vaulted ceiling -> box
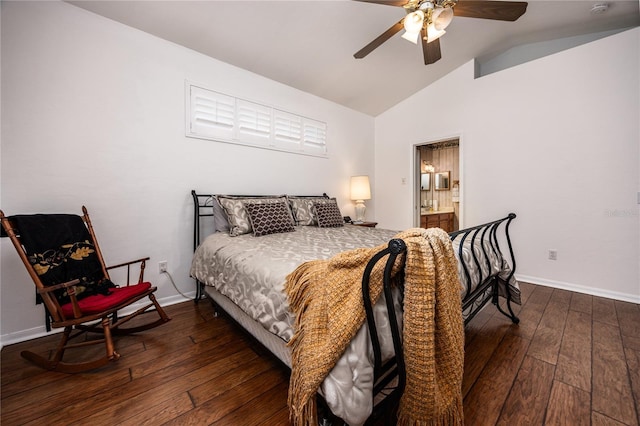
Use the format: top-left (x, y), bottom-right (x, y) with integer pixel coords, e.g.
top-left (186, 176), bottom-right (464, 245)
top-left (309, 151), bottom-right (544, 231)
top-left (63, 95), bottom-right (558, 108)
top-left (69, 1), bottom-right (639, 116)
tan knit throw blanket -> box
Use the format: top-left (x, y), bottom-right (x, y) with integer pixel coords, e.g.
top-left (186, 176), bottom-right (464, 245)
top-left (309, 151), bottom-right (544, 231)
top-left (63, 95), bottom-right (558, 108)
top-left (285, 227), bottom-right (465, 426)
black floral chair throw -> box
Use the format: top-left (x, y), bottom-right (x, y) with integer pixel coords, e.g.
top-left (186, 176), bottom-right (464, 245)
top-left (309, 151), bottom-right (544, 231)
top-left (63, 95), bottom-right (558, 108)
top-left (0, 206), bottom-right (171, 373)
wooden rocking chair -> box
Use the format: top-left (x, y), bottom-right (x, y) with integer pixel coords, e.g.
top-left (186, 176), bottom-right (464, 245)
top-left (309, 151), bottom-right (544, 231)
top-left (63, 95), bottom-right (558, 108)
top-left (0, 206), bottom-right (171, 373)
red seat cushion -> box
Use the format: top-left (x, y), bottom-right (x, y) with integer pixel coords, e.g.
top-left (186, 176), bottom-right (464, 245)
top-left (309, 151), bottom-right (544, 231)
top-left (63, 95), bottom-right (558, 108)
top-left (60, 282), bottom-right (152, 317)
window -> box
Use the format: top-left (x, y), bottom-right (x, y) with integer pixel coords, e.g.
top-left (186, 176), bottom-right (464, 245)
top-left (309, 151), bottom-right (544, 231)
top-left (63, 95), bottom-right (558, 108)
top-left (186, 83), bottom-right (327, 157)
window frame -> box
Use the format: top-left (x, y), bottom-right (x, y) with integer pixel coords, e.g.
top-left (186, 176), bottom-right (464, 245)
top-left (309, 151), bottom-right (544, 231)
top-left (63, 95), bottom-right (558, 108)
top-left (186, 82), bottom-right (328, 158)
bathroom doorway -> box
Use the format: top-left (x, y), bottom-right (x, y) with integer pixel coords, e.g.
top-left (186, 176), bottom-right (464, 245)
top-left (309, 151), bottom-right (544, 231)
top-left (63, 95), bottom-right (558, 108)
top-left (414, 139), bottom-right (461, 232)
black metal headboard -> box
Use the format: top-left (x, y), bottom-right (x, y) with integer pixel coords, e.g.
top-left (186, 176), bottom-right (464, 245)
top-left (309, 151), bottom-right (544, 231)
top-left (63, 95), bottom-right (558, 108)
top-left (191, 191), bottom-right (216, 252)
top-left (191, 190), bottom-right (329, 251)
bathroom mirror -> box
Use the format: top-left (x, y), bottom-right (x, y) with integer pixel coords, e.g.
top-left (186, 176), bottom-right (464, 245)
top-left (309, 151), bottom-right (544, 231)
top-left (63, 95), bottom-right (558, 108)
top-left (420, 173), bottom-right (430, 191)
top-left (435, 171), bottom-right (450, 191)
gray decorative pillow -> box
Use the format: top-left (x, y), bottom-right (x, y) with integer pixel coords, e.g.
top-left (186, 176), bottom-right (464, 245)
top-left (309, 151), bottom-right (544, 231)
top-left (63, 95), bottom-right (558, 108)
top-left (289, 196), bottom-right (331, 226)
top-left (217, 195), bottom-right (290, 236)
top-left (212, 197), bottom-right (230, 232)
top-left (244, 202), bottom-right (295, 237)
top-left (313, 200), bottom-right (344, 228)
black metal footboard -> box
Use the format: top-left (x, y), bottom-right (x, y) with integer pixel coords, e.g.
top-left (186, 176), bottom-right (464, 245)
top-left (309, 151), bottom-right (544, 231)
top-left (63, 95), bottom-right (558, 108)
top-left (361, 239), bottom-right (408, 423)
top-left (360, 214), bottom-right (519, 423)
top-left (450, 213), bottom-right (519, 325)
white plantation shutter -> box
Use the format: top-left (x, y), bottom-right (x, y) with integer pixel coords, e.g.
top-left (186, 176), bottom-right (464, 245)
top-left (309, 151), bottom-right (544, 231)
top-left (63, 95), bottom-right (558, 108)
top-left (303, 119), bottom-right (327, 155)
top-left (273, 109), bottom-right (303, 150)
top-left (188, 86), bottom-right (235, 140)
top-left (187, 83), bottom-right (327, 157)
top-left (237, 100), bottom-right (271, 145)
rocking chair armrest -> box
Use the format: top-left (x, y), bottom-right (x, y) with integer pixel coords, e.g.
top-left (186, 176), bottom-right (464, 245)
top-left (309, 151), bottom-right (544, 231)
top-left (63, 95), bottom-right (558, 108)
top-left (106, 257), bottom-right (150, 271)
top-left (38, 279), bottom-right (84, 318)
top-left (37, 278), bottom-right (83, 294)
top-left (106, 257), bottom-right (150, 285)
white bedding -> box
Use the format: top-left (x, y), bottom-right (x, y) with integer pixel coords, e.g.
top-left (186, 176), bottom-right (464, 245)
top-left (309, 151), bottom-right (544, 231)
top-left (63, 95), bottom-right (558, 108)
top-left (190, 224), bottom-right (519, 425)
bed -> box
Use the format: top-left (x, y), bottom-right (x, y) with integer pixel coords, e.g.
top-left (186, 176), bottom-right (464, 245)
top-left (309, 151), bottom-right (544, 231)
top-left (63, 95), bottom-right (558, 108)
top-left (189, 190), bottom-right (520, 425)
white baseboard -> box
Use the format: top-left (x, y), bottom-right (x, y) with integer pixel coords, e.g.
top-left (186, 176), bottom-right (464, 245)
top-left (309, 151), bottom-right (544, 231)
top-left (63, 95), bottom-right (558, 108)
top-left (516, 274), bottom-right (640, 304)
top-left (0, 291), bottom-right (196, 349)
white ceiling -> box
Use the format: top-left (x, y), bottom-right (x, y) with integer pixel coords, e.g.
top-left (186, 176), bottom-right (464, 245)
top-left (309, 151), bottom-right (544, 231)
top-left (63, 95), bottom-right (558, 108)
top-left (68, 0), bottom-right (639, 116)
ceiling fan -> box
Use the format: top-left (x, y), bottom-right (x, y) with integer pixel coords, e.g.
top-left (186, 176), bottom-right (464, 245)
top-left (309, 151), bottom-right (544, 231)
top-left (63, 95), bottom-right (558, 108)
top-left (353, 0), bottom-right (528, 65)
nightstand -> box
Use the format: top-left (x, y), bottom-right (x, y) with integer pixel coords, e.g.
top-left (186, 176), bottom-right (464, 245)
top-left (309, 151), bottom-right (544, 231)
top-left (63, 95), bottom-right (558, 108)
top-left (352, 221), bottom-right (378, 228)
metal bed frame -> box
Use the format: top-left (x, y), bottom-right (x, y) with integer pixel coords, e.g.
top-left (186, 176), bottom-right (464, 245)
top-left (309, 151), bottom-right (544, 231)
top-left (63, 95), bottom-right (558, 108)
top-left (190, 190), bottom-right (519, 424)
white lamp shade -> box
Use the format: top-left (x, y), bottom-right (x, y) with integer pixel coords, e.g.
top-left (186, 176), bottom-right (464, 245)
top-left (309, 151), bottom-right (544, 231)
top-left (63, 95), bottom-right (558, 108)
top-left (426, 24), bottom-right (446, 42)
top-left (350, 176), bottom-right (371, 201)
top-left (425, 7), bottom-right (452, 43)
top-left (401, 30), bottom-right (421, 44)
top-left (432, 7), bottom-right (453, 31)
top-left (403, 10), bottom-right (425, 33)
top-left (401, 10), bottom-right (424, 44)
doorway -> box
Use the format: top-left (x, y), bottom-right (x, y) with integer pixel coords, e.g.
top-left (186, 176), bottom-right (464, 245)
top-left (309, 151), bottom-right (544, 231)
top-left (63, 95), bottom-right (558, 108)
top-left (414, 139), bottom-right (461, 232)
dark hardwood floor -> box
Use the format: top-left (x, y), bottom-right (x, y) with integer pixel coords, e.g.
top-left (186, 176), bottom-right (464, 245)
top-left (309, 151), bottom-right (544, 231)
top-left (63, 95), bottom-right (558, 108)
top-left (2, 282), bottom-right (639, 425)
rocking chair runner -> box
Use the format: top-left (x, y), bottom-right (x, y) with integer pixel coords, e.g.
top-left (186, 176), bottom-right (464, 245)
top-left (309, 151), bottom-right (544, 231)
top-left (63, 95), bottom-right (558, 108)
top-left (0, 206), bottom-right (171, 373)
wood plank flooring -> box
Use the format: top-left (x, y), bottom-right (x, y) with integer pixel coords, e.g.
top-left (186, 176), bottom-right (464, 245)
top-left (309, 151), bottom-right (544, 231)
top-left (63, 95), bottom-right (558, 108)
top-left (2, 282), bottom-right (639, 425)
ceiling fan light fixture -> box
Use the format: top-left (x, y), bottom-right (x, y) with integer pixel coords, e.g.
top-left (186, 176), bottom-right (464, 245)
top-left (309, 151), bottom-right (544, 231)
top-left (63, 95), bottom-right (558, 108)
top-left (432, 7), bottom-right (454, 31)
top-left (403, 10), bottom-right (425, 33)
top-left (426, 24), bottom-right (446, 43)
top-left (401, 30), bottom-right (421, 44)
top-left (402, 10), bottom-right (425, 44)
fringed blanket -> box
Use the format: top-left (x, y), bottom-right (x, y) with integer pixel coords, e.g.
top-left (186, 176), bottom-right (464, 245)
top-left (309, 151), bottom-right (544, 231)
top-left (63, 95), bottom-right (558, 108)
top-left (285, 227), bottom-right (465, 426)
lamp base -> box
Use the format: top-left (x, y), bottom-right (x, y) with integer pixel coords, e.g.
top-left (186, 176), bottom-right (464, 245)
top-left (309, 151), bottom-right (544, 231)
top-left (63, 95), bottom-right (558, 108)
top-left (354, 200), bottom-right (366, 223)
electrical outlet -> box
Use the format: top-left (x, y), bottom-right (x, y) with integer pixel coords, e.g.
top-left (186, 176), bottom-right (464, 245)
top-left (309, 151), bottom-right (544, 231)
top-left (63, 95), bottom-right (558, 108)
top-left (548, 250), bottom-right (557, 261)
top-left (158, 261), bottom-right (168, 273)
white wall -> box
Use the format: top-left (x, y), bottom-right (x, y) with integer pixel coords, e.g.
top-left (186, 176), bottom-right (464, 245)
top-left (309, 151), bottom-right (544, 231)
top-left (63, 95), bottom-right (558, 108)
top-left (0, 1), bottom-right (375, 345)
top-left (375, 28), bottom-right (640, 303)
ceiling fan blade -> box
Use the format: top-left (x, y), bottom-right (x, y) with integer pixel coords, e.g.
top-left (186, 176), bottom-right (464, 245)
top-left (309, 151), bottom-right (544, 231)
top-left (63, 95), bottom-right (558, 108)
top-left (351, 0), bottom-right (408, 6)
top-left (421, 28), bottom-right (442, 65)
top-left (453, 1), bottom-right (527, 21)
top-left (354, 19), bottom-right (405, 59)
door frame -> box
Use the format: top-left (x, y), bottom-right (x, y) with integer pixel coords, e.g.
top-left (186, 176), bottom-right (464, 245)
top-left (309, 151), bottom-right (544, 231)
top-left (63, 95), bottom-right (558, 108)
top-left (413, 134), bottom-right (463, 229)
